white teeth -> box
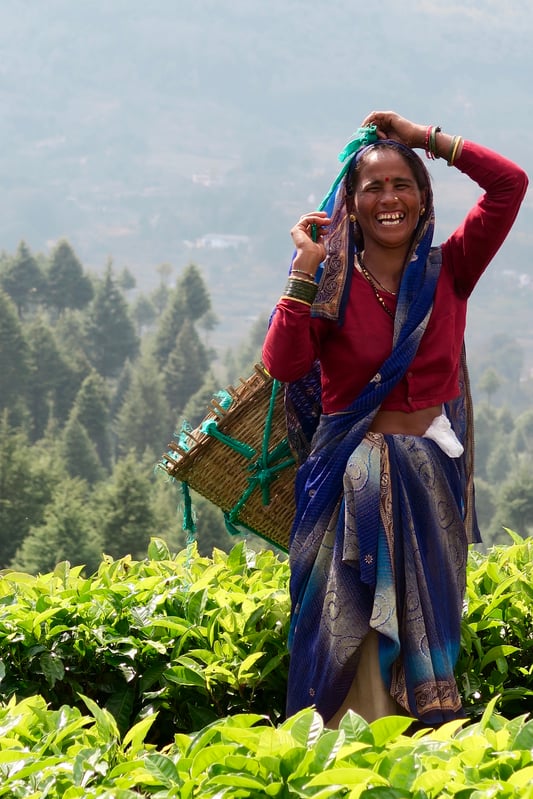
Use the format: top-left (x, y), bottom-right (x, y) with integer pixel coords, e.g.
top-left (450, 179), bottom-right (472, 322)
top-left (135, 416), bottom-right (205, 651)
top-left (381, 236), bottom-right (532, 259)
top-left (376, 212), bottom-right (404, 225)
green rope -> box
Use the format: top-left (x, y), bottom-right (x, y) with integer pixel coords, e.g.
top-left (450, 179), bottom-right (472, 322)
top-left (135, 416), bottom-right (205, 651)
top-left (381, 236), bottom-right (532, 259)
top-left (311, 124), bottom-right (378, 241)
top-left (197, 378), bottom-right (295, 525)
top-left (181, 481), bottom-right (196, 545)
top-left (200, 419), bottom-right (256, 459)
top-left (318, 124), bottom-right (378, 211)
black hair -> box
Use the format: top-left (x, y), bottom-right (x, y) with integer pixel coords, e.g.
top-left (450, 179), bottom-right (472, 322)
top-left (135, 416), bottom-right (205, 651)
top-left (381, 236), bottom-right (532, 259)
top-left (345, 140), bottom-right (432, 251)
top-left (345, 139), bottom-right (431, 197)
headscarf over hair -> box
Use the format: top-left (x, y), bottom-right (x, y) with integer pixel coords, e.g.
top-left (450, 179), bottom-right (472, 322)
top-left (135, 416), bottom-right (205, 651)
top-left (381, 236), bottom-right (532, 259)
top-left (312, 139), bottom-right (435, 328)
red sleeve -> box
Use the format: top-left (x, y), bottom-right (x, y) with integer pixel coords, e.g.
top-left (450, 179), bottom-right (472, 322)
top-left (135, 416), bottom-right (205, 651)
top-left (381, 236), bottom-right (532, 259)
top-left (443, 140), bottom-right (529, 298)
top-left (262, 298), bottom-right (324, 382)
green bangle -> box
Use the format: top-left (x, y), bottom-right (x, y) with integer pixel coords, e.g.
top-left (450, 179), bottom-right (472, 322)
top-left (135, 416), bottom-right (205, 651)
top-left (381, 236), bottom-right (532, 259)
top-left (283, 276), bottom-right (318, 304)
top-left (429, 125), bottom-right (442, 158)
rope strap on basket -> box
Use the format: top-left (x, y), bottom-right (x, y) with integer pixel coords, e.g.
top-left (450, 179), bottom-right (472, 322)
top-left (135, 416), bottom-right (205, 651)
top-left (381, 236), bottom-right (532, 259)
top-left (187, 378), bottom-right (295, 537)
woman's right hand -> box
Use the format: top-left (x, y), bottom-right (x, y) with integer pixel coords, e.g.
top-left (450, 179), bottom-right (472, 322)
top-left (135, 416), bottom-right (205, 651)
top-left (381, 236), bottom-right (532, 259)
top-left (290, 211), bottom-right (330, 274)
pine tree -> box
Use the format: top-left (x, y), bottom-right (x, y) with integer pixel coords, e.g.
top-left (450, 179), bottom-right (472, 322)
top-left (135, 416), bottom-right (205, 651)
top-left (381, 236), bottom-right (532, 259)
top-left (179, 263), bottom-right (211, 320)
top-left (0, 241), bottom-right (44, 318)
top-left (180, 371), bottom-right (220, 428)
top-left (132, 294), bottom-right (157, 335)
top-left (10, 477), bottom-right (102, 575)
top-left (72, 370), bottom-right (113, 469)
top-left (0, 289), bottom-right (31, 419)
top-left (153, 287), bottom-right (187, 368)
top-left (153, 264), bottom-right (211, 368)
top-left (111, 359), bottom-right (133, 419)
top-left (226, 312), bottom-right (269, 383)
top-left (114, 353), bottom-right (173, 458)
top-left (117, 266), bottom-right (136, 292)
top-left (492, 468), bottom-right (533, 541)
top-left (96, 452), bottom-right (157, 560)
top-left (45, 239), bottom-right (94, 315)
top-left (0, 411), bottom-right (62, 567)
top-left (83, 263), bottom-right (139, 378)
top-left (26, 317), bottom-right (81, 441)
top-left (61, 413), bottom-right (105, 486)
top-left (163, 318), bottom-right (209, 418)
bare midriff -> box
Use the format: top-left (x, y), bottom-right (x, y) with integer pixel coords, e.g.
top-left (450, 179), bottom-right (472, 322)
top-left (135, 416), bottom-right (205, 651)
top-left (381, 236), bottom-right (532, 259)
top-left (369, 405), bottom-right (442, 436)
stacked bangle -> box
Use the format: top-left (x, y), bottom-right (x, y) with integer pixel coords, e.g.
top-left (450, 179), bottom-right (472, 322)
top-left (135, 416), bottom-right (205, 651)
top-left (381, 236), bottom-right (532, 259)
top-left (290, 268), bottom-right (317, 280)
top-left (281, 275), bottom-right (318, 305)
top-left (424, 125), bottom-right (442, 160)
top-left (447, 135), bottom-right (463, 167)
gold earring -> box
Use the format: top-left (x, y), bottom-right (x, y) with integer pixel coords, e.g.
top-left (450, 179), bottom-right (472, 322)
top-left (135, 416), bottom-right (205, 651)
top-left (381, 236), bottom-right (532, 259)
top-left (420, 207), bottom-right (426, 215)
top-left (349, 213), bottom-right (357, 223)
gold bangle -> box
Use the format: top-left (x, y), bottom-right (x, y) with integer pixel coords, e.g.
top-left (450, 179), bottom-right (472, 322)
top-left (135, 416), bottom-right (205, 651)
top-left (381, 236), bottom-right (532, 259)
top-left (290, 268), bottom-right (317, 281)
top-left (447, 136), bottom-right (463, 167)
top-left (280, 295), bottom-right (314, 307)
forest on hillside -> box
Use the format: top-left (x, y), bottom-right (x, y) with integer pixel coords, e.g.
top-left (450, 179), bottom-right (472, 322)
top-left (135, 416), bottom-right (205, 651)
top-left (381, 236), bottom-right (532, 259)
top-left (0, 236), bottom-right (532, 576)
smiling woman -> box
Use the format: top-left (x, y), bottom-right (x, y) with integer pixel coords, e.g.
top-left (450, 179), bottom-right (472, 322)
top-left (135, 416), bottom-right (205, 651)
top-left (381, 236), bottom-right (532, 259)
top-left (262, 110), bottom-right (528, 730)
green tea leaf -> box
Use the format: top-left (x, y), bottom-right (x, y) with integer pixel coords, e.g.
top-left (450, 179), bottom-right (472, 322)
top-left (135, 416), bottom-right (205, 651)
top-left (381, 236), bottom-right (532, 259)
top-left (480, 645), bottom-right (519, 671)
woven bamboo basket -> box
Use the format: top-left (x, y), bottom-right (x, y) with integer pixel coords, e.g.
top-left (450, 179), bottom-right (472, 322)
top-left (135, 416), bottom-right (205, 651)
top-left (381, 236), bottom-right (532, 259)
top-left (160, 363), bottom-right (297, 551)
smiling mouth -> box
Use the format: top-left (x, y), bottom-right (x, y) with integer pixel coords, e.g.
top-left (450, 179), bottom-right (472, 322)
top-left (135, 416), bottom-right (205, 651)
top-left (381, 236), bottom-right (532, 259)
top-left (376, 212), bottom-right (405, 226)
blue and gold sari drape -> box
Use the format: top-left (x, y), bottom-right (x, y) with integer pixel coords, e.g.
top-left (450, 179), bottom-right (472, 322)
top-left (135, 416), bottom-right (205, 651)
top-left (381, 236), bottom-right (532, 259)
top-left (283, 139), bottom-right (479, 725)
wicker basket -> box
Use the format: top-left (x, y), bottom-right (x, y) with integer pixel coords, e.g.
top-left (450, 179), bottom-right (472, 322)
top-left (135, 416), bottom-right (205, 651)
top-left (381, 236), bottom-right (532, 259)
top-left (160, 363), bottom-right (297, 551)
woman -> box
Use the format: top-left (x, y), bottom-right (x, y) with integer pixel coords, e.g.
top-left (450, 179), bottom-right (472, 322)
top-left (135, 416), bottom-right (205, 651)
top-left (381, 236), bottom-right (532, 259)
top-left (262, 111), bottom-right (528, 728)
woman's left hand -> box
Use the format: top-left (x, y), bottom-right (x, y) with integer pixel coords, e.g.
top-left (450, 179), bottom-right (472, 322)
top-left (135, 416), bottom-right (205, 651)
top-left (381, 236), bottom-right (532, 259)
top-left (360, 111), bottom-right (426, 150)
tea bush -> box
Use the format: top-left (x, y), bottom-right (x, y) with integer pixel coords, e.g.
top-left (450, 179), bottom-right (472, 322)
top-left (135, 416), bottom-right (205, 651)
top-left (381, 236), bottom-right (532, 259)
top-left (0, 532), bottom-right (532, 796)
top-left (0, 539), bottom-right (290, 743)
top-left (457, 530), bottom-right (533, 719)
top-left (0, 696), bottom-right (532, 797)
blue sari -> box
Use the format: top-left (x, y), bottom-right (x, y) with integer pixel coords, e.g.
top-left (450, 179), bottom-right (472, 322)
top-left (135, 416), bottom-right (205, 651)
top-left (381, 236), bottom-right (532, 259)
top-left (283, 140), bottom-right (479, 724)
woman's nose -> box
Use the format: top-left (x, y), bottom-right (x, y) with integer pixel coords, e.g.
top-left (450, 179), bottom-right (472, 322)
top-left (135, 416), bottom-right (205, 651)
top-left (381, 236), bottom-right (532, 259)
top-left (381, 188), bottom-right (399, 203)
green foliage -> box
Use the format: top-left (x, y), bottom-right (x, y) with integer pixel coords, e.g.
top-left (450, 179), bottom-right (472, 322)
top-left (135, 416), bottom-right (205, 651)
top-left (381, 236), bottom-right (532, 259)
top-left (84, 264), bottom-right (139, 378)
top-left (457, 532), bottom-right (533, 719)
top-left (45, 238), bottom-right (94, 314)
top-left (493, 470), bottom-right (533, 540)
top-left (477, 366), bottom-right (502, 404)
top-left (73, 369), bottom-right (113, 469)
top-left (0, 413), bottom-right (62, 568)
top-left (1, 694), bottom-right (533, 796)
top-left (0, 538), bottom-right (531, 794)
top-left (0, 240), bottom-right (44, 318)
top-left (0, 290), bottom-right (30, 417)
top-left (178, 263), bottom-right (211, 321)
top-left (114, 352), bottom-right (172, 458)
top-left (61, 412), bottom-right (106, 485)
top-left (225, 311), bottom-right (269, 384)
top-left (153, 264), bottom-right (211, 369)
top-left (163, 318), bottom-right (210, 417)
top-left (10, 477), bottom-right (102, 575)
top-left (180, 371), bottom-right (222, 429)
top-left (0, 541), bottom-right (290, 742)
top-left (25, 316), bottom-right (80, 440)
top-left (95, 452), bottom-right (156, 560)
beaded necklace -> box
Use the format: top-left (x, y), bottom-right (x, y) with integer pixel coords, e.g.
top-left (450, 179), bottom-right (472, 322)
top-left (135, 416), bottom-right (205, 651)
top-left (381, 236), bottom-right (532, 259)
top-left (357, 253), bottom-right (397, 295)
top-left (356, 253), bottom-right (395, 319)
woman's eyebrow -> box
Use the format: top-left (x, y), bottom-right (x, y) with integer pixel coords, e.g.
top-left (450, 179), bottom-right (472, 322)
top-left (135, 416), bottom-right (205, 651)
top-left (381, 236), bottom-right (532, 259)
top-left (361, 175), bottom-right (416, 187)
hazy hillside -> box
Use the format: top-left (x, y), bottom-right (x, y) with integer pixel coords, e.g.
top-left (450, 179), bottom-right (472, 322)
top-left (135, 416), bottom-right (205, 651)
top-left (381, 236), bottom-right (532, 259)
top-left (0, 0), bottom-right (532, 353)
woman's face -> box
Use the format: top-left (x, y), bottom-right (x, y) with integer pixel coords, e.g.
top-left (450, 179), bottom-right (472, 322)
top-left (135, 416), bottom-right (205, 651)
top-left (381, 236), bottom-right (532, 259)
top-left (353, 148), bottom-right (426, 254)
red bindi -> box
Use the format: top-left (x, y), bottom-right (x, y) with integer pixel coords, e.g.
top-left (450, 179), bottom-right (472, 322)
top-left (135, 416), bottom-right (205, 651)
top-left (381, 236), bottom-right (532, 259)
top-left (385, 176), bottom-right (390, 182)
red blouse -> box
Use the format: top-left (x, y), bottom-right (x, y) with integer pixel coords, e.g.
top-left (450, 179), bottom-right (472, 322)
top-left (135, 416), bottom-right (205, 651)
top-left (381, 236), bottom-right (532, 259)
top-left (262, 141), bottom-right (528, 413)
